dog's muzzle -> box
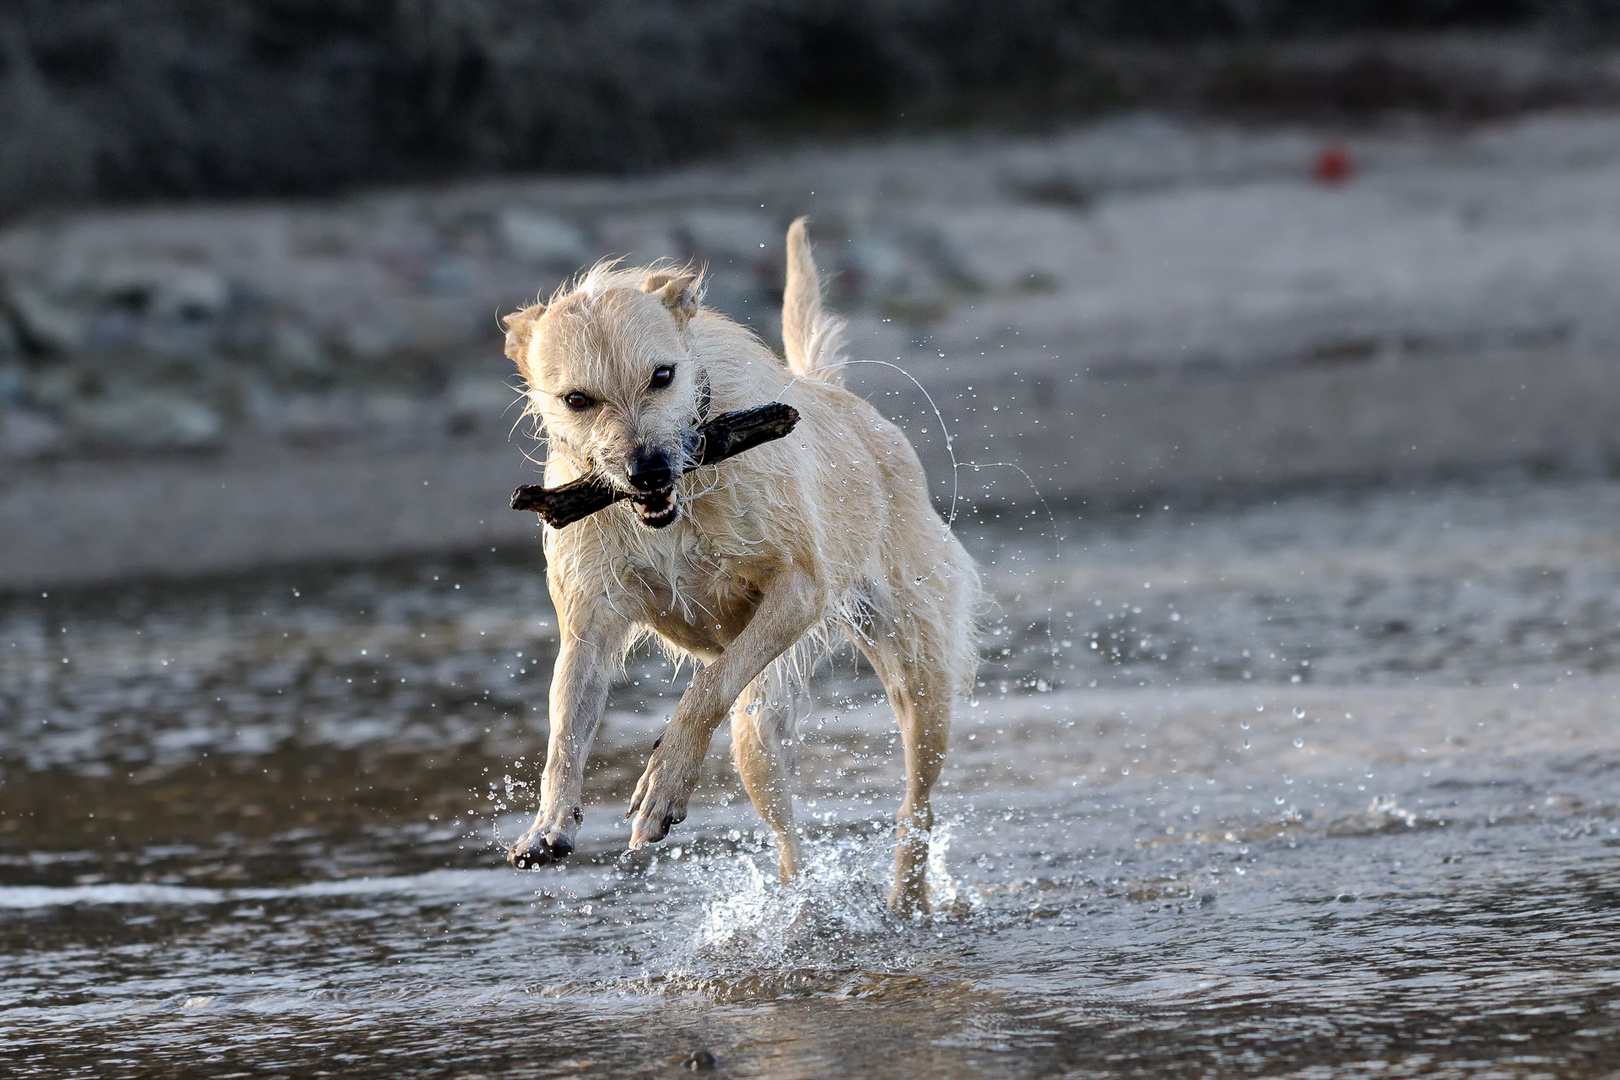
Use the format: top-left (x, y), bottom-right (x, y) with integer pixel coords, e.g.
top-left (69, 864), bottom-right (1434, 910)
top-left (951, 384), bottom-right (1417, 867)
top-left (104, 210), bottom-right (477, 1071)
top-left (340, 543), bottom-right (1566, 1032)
top-left (627, 448), bottom-right (680, 528)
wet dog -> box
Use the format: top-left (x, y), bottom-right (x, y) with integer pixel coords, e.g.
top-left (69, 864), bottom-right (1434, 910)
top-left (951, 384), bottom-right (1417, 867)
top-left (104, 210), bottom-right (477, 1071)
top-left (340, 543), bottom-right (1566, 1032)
top-left (501, 219), bottom-right (980, 914)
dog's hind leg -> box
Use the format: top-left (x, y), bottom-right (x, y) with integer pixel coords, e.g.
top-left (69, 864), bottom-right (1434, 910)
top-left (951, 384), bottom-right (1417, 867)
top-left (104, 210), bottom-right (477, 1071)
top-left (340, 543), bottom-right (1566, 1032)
top-left (730, 678), bottom-right (802, 882)
top-left (857, 636), bottom-right (953, 918)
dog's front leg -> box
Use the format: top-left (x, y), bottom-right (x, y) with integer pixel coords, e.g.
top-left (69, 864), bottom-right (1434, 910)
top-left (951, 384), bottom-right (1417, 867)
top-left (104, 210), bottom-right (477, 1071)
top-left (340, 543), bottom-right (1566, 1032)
top-left (627, 569), bottom-right (822, 848)
top-left (508, 602), bottom-right (628, 868)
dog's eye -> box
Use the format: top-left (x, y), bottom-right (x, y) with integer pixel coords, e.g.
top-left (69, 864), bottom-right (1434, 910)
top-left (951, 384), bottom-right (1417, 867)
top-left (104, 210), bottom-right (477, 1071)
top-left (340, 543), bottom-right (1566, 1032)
top-left (562, 391), bottom-right (594, 411)
top-left (649, 365), bottom-right (675, 390)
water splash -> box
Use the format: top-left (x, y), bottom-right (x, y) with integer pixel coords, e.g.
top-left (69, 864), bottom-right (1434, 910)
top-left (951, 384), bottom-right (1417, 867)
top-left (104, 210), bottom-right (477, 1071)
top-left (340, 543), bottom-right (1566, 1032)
top-left (688, 835), bottom-right (899, 965)
top-left (925, 824), bottom-right (959, 912)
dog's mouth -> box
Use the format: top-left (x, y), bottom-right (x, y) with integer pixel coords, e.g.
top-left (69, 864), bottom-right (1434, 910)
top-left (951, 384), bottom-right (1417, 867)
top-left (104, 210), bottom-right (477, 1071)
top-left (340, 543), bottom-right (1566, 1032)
top-left (629, 486), bottom-right (679, 529)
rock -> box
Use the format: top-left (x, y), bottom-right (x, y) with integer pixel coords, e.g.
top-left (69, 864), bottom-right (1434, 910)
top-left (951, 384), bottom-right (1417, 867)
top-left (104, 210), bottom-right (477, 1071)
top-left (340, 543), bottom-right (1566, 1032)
top-left (931, 209), bottom-right (1076, 293)
top-left (840, 238), bottom-right (914, 300)
top-left (446, 372), bottom-right (522, 436)
top-left (682, 1050), bottom-right (717, 1071)
top-left (338, 316), bottom-right (416, 361)
top-left (419, 255), bottom-right (473, 295)
top-left (0, 313), bottom-right (19, 359)
top-left (0, 364), bottom-right (23, 405)
top-left (450, 373), bottom-right (521, 416)
top-left (267, 322), bottom-right (331, 377)
top-left (72, 392), bottom-right (223, 451)
top-left (0, 408), bottom-right (65, 458)
top-left (677, 210), bottom-right (778, 264)
top-left (360, 392), bottom-right (421, 431)
top-left (93, 263), bottom-right (230, 322)
top-left (259, 392), bottom-right (359, 445)
top-left (6, 284), bottom-right (88, 354)
top-left (594, 214), bottom-right (679, 268)
top-left (497, 209), bottom-right (589, 265)
top-left (836, 235), bottom-right (957, 321)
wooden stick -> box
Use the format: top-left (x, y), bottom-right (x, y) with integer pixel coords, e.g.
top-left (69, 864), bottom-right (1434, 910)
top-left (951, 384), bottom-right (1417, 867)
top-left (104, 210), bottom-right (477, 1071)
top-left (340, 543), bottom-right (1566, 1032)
top-left (510, 402), bottom-right (800, 528)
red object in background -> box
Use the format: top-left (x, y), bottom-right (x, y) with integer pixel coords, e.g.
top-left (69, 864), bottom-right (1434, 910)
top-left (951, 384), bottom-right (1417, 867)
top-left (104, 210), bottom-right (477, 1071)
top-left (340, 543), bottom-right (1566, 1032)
top-left (1313, 144), bottom-right (1353, 185)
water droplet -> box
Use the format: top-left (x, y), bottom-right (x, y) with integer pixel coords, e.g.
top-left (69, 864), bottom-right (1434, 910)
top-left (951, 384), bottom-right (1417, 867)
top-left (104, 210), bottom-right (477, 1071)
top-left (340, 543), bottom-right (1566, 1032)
top-left (1293, 707), bottom-right (1305, 719)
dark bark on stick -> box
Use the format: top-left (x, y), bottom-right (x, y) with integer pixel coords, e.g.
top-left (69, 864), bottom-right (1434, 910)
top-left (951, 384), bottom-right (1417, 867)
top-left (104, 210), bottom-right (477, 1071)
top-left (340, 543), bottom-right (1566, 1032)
top-left (511, 403), bottom-right (799, 528)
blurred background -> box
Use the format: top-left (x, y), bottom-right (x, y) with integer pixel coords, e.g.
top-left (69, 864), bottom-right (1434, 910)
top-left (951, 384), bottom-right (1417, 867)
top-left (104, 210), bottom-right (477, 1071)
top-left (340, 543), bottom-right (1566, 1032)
top-left (7, 5), bottom-right (1620, 1077)
top-left (3, 0), bottom-right (1620, 579)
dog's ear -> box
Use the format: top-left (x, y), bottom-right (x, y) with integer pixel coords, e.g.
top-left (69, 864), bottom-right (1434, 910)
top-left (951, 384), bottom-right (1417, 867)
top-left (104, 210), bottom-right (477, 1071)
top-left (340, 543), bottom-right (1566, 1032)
top-left (503, 303), bottom-right (545, 362)
top-left (641, 273), bottom-right (698, 329)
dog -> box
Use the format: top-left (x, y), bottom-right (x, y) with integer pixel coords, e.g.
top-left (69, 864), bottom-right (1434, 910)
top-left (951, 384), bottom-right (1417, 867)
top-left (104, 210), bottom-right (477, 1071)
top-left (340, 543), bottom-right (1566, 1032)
top-left (501, 218), bottom-right (980, 914)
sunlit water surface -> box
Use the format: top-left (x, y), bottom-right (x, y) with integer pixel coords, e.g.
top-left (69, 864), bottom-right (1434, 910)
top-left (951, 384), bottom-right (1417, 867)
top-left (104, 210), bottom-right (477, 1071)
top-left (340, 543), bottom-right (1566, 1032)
top-left (3, 477), bottom-right (1620, 1078)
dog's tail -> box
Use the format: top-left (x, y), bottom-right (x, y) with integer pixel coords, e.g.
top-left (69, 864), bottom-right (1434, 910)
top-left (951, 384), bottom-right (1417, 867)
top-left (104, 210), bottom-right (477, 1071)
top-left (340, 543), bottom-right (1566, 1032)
top-left (782, 217), bottom-right (846, 385)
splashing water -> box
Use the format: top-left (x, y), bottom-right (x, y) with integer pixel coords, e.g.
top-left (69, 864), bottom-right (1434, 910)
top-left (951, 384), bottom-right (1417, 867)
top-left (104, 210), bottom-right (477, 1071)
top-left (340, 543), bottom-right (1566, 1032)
top-left (686, 836), bottom-right (900, 966)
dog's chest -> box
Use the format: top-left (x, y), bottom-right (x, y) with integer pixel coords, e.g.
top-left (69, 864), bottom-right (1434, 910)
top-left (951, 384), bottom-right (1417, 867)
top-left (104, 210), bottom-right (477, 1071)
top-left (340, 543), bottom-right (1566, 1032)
top-left (618, 532), bottom-right (767, 655)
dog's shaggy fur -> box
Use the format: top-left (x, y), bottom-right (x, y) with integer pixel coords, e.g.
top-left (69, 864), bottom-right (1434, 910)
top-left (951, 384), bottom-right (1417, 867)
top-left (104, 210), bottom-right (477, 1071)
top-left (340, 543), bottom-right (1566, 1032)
top-left (502, 219), bottom-right (979, 914)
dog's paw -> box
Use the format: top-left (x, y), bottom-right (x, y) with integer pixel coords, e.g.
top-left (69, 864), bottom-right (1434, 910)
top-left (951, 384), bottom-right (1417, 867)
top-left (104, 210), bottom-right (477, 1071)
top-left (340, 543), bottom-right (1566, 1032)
top-left (626, 750), bottom-right (699, 849)
top-left (507, 812), bottom-right (580, 870)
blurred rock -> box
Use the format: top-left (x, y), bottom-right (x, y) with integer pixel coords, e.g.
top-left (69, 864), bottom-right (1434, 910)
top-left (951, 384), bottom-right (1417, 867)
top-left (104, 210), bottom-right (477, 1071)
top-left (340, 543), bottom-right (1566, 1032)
top-left (263, 393), bottom-right (360, 446)
top-left (836, 235), bottom-right (957, 321)
top-left (497, 209), bottom-right (589, 266)
top-left (448, 373), bottom-right (523, 436)
top-left (677, 210), bottom-right (778, 266)
top-left (337, 317), bottom-right (417, 362)
top-left (359, 392), bottom-right (422, 432)
top-left (838, 238), bottom-right (913, 301)
top-left (6, 284), bottom-right (87, 354)
top-left (595, 215), bottom-right (680, 269)
top-left (419, 255), bottom-right (474, 296)
top-left (71, 392), bottom-right (223, 452)
top-left (267, 322), bottom-right (332, 378)
top-left (449, 373), bottom-right (521, 417)
top-left (92, 262), bottom-right (229, 322)
top-left (0, 364), bottom-right (23, 405)
top-left (29, 368), bottom-right (88, 411)
top-left (0, 313), bottom-right (19, 359)
top-left (934, 209), bottom-right (1075, 293)
top-left (0, 407), bottom-right (64, 458)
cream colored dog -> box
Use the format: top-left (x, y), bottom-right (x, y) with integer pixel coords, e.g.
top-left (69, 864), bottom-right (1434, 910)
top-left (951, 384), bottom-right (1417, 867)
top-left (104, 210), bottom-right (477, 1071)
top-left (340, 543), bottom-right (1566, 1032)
top-left (501, 218), bottom-right (979, 914)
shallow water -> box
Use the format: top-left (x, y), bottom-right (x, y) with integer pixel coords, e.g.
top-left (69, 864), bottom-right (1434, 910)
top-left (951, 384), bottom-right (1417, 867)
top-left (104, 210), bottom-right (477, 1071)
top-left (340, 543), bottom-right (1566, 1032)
top-left (3, 477), bottom-right (1620, 1078)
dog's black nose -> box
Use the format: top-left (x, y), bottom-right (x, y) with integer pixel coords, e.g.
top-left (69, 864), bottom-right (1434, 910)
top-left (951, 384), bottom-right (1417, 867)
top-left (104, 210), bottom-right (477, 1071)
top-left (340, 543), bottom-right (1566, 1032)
top-left (627, 449), bottom-right (674, 492)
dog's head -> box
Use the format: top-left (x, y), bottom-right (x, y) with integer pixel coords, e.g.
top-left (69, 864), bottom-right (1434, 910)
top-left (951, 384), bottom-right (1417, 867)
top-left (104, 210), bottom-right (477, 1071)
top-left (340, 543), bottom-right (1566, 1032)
top-left (506, 268), bottom-right (706, 530)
